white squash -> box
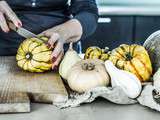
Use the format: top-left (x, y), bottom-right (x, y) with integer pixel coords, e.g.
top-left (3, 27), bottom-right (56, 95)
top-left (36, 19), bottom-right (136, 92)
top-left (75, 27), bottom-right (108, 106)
top-left (105, 60), bottom-right (142, 99)
top-left (67, 59), bottom-right (110, 93)
top-left (59, 43), bottom-right (81, 80)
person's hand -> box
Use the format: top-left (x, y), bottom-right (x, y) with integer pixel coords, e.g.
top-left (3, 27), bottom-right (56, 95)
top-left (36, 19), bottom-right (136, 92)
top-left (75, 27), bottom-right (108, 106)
top-left (0, 0), bottom-right (22, 32)
top-left (41, 19), bottom-right (82, 69)
top-left (46, 32), bottom-right (65, 70)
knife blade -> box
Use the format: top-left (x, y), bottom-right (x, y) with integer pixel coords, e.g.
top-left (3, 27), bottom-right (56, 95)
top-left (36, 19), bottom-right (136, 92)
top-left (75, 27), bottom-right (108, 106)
top-left (8, 21), bottom-right (46, 43)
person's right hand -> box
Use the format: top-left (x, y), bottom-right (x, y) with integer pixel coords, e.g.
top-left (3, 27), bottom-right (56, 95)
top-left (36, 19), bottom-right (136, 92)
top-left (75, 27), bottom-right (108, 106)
top-left (0, 0), bottom-right (22, 32)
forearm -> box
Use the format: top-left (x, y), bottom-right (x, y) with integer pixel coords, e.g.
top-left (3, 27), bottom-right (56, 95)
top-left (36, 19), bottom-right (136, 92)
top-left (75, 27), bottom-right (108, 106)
top-left (54, 19), bottom-right (83, 43)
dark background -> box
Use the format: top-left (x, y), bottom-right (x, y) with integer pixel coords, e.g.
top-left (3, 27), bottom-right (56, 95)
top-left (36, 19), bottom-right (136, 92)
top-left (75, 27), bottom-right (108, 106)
top-left (80, 16), bottom-right (160, 52)
top-left (77, 0), bottom-right (160, 53)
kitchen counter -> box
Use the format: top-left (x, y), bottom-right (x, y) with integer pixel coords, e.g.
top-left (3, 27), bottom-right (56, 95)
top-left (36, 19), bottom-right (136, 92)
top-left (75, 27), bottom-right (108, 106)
top-left (0, 98), bottom-right (160, 120)
top-left (98, 5), bottom-right (160, 16)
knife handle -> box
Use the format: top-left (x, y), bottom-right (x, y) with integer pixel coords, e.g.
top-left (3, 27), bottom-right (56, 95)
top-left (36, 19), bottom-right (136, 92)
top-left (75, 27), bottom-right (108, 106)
top-left (7, 21), bottom-right (17, 31)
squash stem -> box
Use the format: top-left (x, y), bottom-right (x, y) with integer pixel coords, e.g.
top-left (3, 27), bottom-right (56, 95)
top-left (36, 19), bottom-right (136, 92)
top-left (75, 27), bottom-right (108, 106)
top-left (103, 47), bottom-right (109, 53)
top-left (69, 42), bottom-right (73, 50)
top-left (82, 63), bottom-right (95, 71)
top-left (25, 52), bottom-right (32, 60)
top-left (125, 52), bottom-right (133, 61)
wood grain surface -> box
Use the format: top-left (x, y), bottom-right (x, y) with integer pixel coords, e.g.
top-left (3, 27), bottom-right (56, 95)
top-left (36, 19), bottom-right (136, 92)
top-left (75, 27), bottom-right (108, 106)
top-left (0, 92), bottom-right (30, 113)
top-left (0, 56), bottom-right (68, 113)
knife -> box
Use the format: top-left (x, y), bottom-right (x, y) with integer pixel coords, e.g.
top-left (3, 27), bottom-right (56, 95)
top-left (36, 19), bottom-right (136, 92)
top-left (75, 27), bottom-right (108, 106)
top-left (8, 21), bottom-right (46, 43)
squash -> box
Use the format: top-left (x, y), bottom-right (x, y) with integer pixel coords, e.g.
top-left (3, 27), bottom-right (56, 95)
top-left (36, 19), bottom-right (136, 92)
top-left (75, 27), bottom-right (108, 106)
top-left (16, 36), bottom-right (52, 72)
top-left (67, 59), bottom-right (110, 93)
top-left (100, 47), bottom-right (110, 61)
top-left (143, 30), bottom-right (160, 73)
top-left (153, 68), bottom-right (160, 91)
top-left (84, 46), bottom-right (102, 59)
top-left (59, 42), bottom-right (81, 80)
top-left (105, 60), bottom-right (142, 99)
top-left (109, 44), bottom-right (152, 82)
top-left (84, 46), bottom-right (109, 61)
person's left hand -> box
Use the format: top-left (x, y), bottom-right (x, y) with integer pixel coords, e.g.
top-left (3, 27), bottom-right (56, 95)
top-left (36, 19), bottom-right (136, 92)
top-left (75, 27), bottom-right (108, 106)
top-left (41, 28), bottom-right (65, 70)
top-left (41, 19), bottom-right (83, 70)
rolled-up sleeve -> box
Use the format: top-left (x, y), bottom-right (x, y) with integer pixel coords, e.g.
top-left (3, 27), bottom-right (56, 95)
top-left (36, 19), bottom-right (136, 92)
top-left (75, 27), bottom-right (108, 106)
top-left (69, 0), bottom-right (98, 40)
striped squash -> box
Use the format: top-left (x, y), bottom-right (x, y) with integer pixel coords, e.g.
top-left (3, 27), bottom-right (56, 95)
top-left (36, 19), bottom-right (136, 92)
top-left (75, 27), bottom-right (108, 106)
top-left (84, 46), bottom-right (109, 61)
top-left (109, 44), bottom-right (152, 82)
top-left (16, 36), bottom-right (52, 72)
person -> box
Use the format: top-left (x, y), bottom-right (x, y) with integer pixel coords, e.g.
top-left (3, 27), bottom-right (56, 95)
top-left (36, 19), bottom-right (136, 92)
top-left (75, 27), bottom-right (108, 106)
top-left (0, 0), bottom-right (98, 69)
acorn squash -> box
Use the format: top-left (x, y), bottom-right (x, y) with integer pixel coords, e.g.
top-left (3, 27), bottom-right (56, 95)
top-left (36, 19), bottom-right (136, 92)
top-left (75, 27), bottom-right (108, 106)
top-left (16, 36), bottom-right (52, 72)
top-left (109, 44), bottom-right (152, 82)
top-left (84, 46), bottom-right (109, 61)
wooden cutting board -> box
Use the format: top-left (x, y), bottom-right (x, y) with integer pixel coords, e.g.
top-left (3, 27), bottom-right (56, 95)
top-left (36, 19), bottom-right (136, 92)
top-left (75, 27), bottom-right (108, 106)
top-left (0, 56), bottom-right (68, 113)
top-left (0, 91), bottom-right (30, 113)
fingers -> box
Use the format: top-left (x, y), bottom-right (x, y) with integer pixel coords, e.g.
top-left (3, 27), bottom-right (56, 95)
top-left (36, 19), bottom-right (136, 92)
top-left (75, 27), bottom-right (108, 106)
top-left (40, 29), bottom-right (60, 48)
top-left (40, 31), bottom-right (61, 49)
top-left (40, 27), bottom-right (59, 37)
top-left (0, 1), bottom-right (22, 28)
top-left (0, 12), bottom-right (9, 32)
top-left (5, 6), bottom-right (22, 27)
top-left (41, 29), bottom-right (54, 37)
top-left (48, 33), bottom-right (60, 48)
top-left (6, 10), bottom-right (22, 28)
top-left (52, 51), bottom-right (64, 70)
top-left (51, 41), bottom-right (64, 60)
